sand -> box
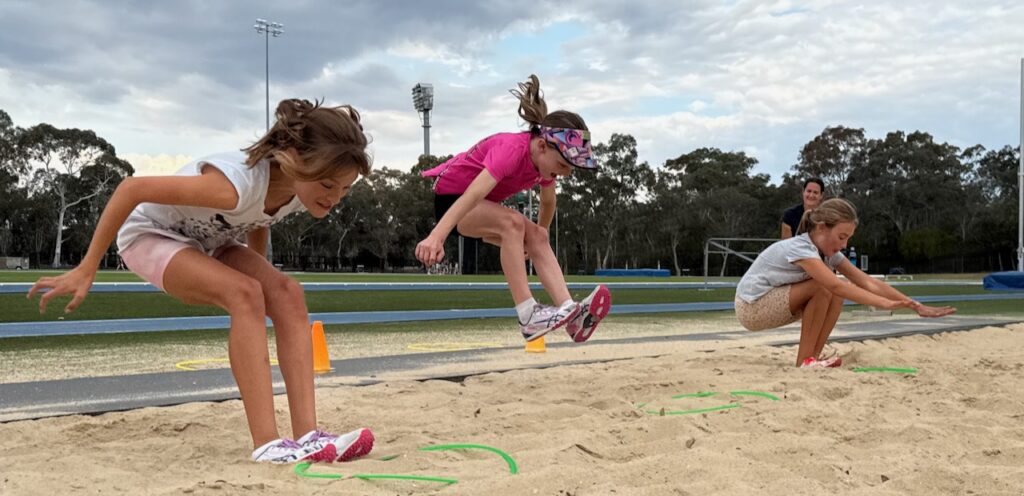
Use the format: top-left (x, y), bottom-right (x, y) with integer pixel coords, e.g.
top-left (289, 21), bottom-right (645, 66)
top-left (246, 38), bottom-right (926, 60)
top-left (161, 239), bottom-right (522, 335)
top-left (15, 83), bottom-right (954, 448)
top-left (1, 322), bottom-right (1023, 495)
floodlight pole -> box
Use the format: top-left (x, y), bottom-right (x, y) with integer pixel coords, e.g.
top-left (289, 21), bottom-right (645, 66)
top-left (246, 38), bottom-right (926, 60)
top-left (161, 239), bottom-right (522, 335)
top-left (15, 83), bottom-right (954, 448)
top-left (254, 18), bottom-right (283, 263)
top-left (421, 108), bottom-right (431, 156)
top-left (1018, 58), bottom-right (1024, 271)
top-left (413, 83), bottom-right (455, 270)
top-left (412, 83), bottom-right (433, 156)
top-left (254, 19), bottom-right (284, 130)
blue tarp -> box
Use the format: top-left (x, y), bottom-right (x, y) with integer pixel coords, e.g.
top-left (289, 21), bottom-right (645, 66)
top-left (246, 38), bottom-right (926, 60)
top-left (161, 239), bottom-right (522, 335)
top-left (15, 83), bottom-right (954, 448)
top-left (982, 271), bottom-right (1024, 290)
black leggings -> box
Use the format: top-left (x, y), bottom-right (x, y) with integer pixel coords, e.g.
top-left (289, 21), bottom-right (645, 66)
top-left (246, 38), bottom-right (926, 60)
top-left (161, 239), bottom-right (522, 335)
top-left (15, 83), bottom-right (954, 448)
top-left (433, 194), bottom-right (481, 240)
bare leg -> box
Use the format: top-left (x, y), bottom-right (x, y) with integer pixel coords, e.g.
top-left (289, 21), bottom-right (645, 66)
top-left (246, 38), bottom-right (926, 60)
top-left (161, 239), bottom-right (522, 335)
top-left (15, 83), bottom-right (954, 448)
top-left (457, 201), bottom-right (535, 304)
top-left (162, 248), bottom-right (277, 447)
top-left (789, 279), bottom-right (834, 367)
top-left (524, 221), bottom-right (571, 304)
top-left (217, 246), bottom-right (317, 439)
top-left (812, 293), bottom-right (845, 358)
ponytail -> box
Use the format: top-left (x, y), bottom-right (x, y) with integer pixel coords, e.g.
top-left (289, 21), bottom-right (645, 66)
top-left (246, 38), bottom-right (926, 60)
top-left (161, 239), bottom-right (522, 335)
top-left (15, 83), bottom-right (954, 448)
top-left (242, 98), bottom-right (371, 181)
top-left (508, 74), bottom-right (589, 132)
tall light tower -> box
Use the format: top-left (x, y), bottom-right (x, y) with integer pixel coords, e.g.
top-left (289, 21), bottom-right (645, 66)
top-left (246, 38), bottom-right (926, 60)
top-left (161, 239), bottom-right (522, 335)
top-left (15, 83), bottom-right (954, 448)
top-left (412, 82), bottom-right (455, 271)
top-left (254, 18), bottom-right (283, 262)
top-left (411, 83), bottom-right (434, 156)
top-left (254, 18), bottom-right (284, 130)
top-left (1018, 58), bottom-right (1023, 271)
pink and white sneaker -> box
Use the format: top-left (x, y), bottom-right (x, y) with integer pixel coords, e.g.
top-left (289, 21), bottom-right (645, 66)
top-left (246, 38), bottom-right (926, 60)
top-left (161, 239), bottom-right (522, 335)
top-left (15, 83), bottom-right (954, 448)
top-left (565, 284), bottom-right (612, 343)
top-left (252, 437), bottom-right (337, 464)
top-left (519, 301), bottom-right (581, 342)
top-left (297, 428), bottom-right (375, 462)
top-left (800, 356), bottom-right (843, 369)
top-left (818, 356), bottom-right (842, 368)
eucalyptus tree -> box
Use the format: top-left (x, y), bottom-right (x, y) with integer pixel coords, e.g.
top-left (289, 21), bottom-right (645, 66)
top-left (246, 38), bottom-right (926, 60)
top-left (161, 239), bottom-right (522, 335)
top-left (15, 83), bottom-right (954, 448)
top-left (19, 124), bottom-right (132, 267)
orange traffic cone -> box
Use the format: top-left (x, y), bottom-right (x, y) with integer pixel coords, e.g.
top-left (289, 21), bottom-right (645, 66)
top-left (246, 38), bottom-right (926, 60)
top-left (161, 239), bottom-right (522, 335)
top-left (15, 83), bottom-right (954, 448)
top-left (311, 320), bottom-right (333, 373)
top-left (525, 335), bottom-right (546, 353)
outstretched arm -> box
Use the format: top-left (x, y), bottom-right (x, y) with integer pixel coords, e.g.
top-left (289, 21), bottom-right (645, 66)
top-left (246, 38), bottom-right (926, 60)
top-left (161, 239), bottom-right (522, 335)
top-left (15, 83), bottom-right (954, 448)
top-left (27, 168), bottom-right (240, 314)
top-left (795, 258), bottom-right (911, 310)
top-left (837, 260), bottom-right (956, 317)
top-left (415, 171), bottom-right (498, 266)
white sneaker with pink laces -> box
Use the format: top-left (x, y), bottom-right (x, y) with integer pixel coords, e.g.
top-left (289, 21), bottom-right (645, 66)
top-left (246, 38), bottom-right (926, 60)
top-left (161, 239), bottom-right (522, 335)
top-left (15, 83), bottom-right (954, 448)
top-left (297, 428), bottom-right (375, 462)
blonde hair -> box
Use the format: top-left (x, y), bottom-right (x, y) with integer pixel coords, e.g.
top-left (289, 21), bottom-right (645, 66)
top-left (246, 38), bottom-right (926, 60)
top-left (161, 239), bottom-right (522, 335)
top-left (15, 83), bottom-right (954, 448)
top-left (242, 98), bottom-right (372, 181)
top-left (509, 74), bottom-right (588, 132)
top-left (796, 198), bottom-right (859, 235)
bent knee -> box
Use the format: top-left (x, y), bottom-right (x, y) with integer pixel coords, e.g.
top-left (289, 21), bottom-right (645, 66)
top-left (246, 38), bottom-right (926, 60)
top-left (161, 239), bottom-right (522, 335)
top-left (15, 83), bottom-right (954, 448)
top-left (222, 276), bottom-right (266, 315)
top-left (488, 211), bottom-right (526, 240)
top-left (525, 222), bottom-right (549, 245)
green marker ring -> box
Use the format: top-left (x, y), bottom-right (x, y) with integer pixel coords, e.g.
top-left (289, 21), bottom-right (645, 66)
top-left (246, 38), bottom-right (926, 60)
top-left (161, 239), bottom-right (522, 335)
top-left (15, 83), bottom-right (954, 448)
top-left (853, 367), bottom-right (918, 374)
top-left (729, 390), bottom-right (780, 401)
top-left (640, 389), bottom-right (782, 416)
top-left (295, 462), bottom-right (342, 479)
top-left (644, 403), bottom-right (741, 416)
top-left (419, 443), bottom-right (519, 475)
top-left (352, 473), bottom-right (457, 485)
top-left (671, 391), bottom-right (718, 399)
top-left (294, 462), bottom-right (457, 485)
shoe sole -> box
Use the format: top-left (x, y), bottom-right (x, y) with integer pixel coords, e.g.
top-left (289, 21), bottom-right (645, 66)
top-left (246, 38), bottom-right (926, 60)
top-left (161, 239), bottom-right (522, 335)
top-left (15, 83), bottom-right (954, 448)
top-left (569, 285), bottom-right (611, 343)
top-left (336, 428), bottom-right (375, 462)
top-left (303, 444), bottom-right (339, 463)
top-left (524, 305), bottom-right (581, 342)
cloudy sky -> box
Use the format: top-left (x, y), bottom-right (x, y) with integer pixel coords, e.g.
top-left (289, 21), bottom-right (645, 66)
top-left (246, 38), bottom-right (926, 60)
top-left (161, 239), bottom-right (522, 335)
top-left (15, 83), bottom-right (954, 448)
top-left (1, 0), bottom-right (1022, 181)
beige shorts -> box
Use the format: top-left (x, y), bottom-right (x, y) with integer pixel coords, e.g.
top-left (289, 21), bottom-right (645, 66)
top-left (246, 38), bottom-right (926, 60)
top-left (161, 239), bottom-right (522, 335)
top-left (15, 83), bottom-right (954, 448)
top-left (735, 285), bottom-right (802, 331)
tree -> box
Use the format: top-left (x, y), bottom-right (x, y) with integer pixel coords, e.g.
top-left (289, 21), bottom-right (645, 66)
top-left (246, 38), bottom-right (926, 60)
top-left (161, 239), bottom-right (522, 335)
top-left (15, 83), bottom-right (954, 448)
top-left (794, 126), bottom-right (867, 197)
top-left (20, 124), bottom-right (132, 267)
top-left (559, 133), bottom-right (654, 270)
top-left (0, 110), bottom-right (26, 177)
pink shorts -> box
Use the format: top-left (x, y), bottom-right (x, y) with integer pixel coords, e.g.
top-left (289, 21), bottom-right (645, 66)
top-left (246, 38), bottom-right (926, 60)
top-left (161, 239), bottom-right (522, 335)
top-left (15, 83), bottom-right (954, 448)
top-left (119, 234), bottom-right (236, 291)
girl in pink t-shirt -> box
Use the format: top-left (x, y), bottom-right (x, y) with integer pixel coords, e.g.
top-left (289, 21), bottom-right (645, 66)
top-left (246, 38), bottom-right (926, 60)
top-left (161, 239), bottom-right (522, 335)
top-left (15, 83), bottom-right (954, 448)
top-left (418, 75), bottom-right (612, 343)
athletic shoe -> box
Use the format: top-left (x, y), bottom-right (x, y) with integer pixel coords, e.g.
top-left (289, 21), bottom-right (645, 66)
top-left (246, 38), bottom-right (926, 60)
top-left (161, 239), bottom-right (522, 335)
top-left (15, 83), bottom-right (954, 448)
top-left (800, 357), bottom-right (827, 369)
top-left (519, 301), bottom-right (581, 341)
top-left (297, 428), bottom-right (375, 462)
top-left (818, 356), bottom-right (842, 368)
top-left (251, 437), bottom-right (337, 464)
top-left (565, 284), bottom-right (612, 343)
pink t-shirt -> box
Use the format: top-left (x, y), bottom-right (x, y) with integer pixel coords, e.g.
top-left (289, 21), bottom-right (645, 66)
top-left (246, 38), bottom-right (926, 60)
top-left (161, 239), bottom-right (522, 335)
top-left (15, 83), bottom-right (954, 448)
top-left (421, 132), bottom-right (555, 202)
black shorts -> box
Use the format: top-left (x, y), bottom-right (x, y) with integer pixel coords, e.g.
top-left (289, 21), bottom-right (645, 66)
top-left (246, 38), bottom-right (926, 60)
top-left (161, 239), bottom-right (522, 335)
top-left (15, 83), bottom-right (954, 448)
top-left (434, 194), bottom-right (480, 240)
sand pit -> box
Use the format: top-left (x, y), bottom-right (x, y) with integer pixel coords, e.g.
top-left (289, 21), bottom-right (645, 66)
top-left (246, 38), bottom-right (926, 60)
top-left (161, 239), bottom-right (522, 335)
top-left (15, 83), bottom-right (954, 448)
top-left (1, 323), bottom-right (1022, 495)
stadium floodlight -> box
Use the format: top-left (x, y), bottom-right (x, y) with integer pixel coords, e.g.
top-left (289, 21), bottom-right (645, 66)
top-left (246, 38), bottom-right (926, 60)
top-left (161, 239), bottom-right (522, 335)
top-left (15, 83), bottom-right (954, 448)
top-left (253, 18), bottom-right (284, 262)
top-left (411, 83), bottom-right (434, 155)
top-left (254, 19), bottom-right (284, 130)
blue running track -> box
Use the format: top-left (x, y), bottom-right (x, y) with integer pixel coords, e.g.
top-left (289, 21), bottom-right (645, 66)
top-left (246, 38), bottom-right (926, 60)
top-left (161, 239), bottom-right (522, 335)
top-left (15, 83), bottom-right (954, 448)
top-left (1, 293), bottom-right (1020, 338)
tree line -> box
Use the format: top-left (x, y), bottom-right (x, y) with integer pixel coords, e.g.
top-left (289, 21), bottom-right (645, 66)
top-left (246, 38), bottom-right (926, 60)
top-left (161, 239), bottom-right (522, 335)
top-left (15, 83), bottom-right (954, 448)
top-left (1, 108), bottom-right (1019, 275)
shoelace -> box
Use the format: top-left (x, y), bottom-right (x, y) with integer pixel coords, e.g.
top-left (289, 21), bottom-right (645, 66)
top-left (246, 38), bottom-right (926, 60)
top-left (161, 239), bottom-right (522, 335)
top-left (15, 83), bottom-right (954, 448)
top-left (305, 429), bottom-right (336, 443)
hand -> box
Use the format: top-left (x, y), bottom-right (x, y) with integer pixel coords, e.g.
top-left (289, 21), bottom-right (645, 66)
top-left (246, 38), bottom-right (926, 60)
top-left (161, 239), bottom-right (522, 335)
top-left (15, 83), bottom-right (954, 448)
top-left (415, 235), bottom-right (445, 267)
top-left (27, 265), bottom-right (97, 314)
top-left (912, 302), bottom-right (956, 318)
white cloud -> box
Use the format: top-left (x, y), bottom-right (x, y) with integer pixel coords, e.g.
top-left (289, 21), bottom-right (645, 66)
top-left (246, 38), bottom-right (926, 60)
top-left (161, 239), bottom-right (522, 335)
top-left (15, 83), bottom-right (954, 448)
top-left (122, 154), bottom-right (193, 177)
top-left (1, 0), bottom-right (1023, 183)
